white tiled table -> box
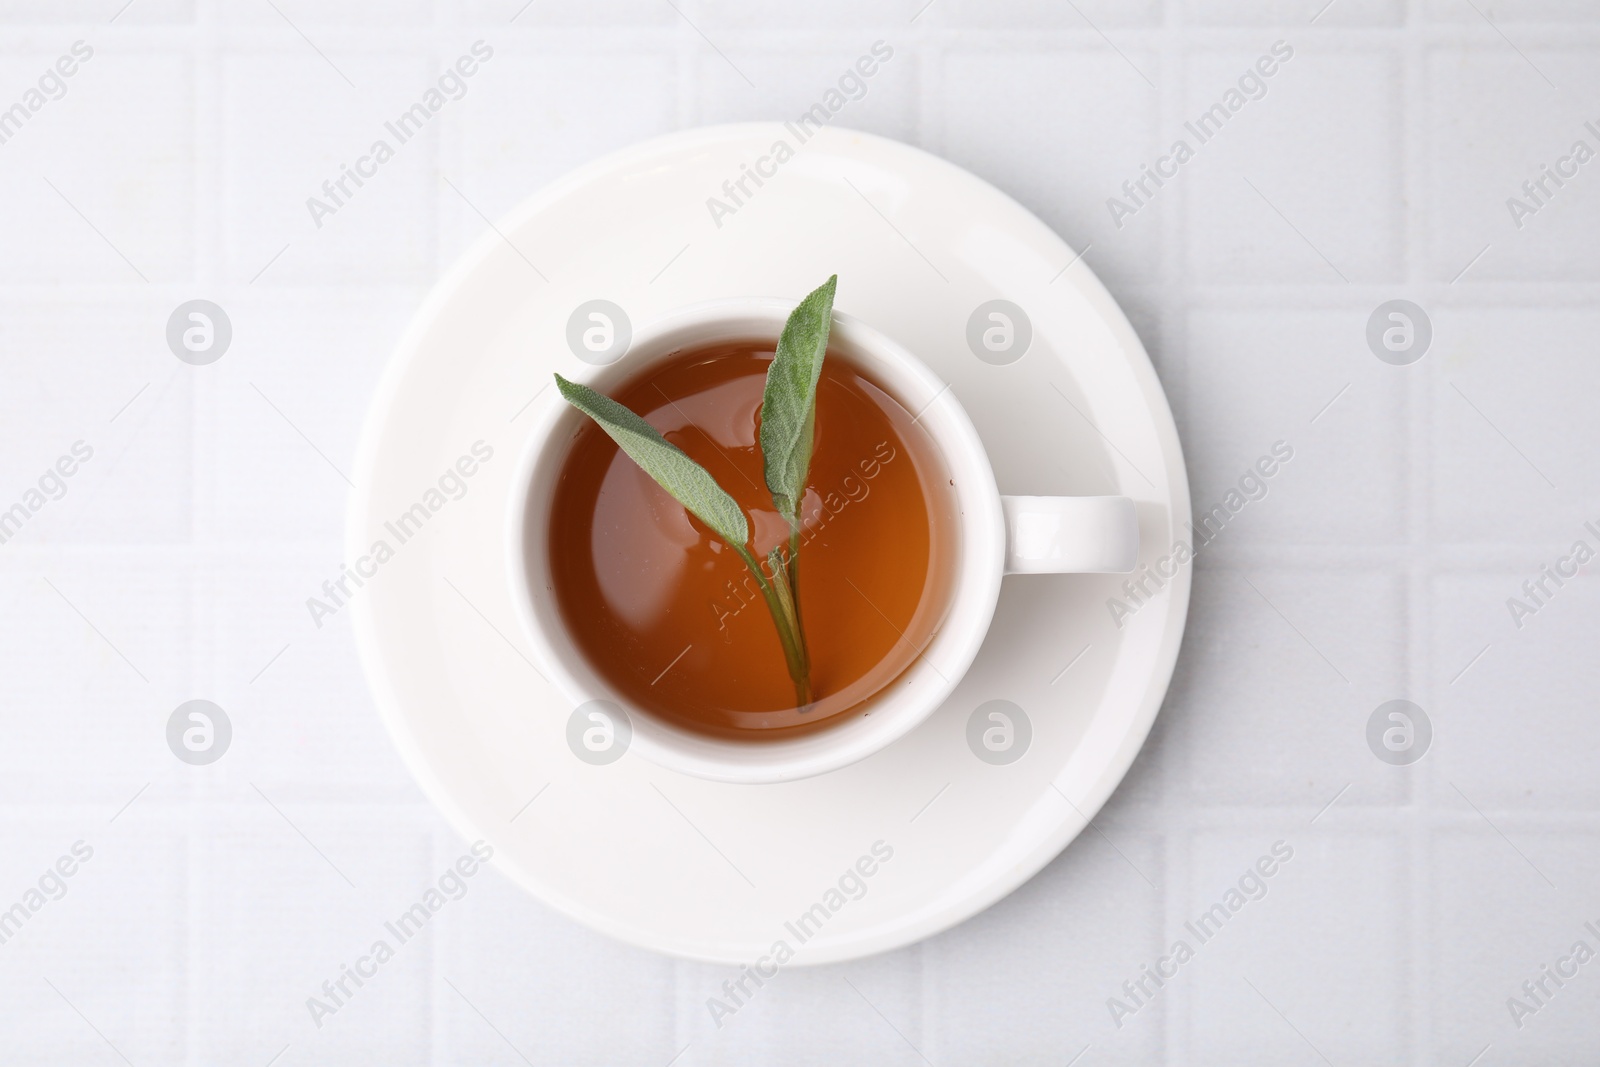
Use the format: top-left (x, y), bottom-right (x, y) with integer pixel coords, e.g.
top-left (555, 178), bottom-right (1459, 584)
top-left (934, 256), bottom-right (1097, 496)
top-left (3, 2), bottom-right (1598, 1063)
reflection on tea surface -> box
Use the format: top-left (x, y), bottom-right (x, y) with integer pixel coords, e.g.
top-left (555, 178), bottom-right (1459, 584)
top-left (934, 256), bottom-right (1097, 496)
top-left (548, 340), bottom-right (958, 738)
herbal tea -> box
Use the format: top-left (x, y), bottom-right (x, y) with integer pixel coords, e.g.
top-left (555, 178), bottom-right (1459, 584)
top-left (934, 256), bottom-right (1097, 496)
top-left (548, 340), bottom-right (959, 737)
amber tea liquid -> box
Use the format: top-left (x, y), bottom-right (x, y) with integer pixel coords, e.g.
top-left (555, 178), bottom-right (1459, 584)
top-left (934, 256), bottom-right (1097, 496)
top-left (547, 340), bottom-right (959, 738)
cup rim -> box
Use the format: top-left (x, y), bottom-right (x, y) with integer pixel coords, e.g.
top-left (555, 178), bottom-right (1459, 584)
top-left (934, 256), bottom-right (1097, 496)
top-left (506, 298), bottom-right (1006, 783)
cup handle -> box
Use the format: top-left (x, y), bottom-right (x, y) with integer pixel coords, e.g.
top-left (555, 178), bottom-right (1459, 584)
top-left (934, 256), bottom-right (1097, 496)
top-left (1000, 496), bottom-right (1139, 575)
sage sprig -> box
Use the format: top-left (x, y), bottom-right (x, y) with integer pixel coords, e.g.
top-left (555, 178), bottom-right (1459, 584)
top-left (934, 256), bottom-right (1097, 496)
top-left (552, 276), bottom-right (837, 709)
top-left (554, 372), bottom-right (812, 703)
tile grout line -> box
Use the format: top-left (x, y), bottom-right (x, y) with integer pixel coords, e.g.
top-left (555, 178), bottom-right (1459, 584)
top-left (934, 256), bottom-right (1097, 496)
top-left (913, 939), bottom-right (930, 1064)
top-left (1155, 2), bottom-right (1183, 1063)
top-left (188, 8), bottom-right (223, 1066)
top-left (1403, 10), bottom-right (1435, 1065)
top-left (1167, 808), bottom-right (1190, 1067)
top-left (428, 824), bottom-right (442, 1065)
top-left (13, 797), bottom-right (1600, 828)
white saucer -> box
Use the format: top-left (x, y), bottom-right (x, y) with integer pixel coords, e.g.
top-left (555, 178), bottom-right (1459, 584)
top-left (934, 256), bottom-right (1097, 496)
top-left (348, 124), bottom-right (1190, 965)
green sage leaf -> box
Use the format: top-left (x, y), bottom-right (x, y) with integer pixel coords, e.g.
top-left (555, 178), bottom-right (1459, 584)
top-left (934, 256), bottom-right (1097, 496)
top-left (760, 275), bottom-right (836, 528)
top-left (554, 373), bottom-right (749, 549)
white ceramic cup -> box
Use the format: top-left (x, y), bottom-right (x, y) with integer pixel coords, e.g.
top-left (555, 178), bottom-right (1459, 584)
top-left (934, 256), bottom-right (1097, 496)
top-left (509, 301), bottom-right (1139, 784)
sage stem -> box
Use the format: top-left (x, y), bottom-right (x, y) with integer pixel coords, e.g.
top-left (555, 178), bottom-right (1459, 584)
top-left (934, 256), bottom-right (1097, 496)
top-left (734, 545), bottom-right (812, 708)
